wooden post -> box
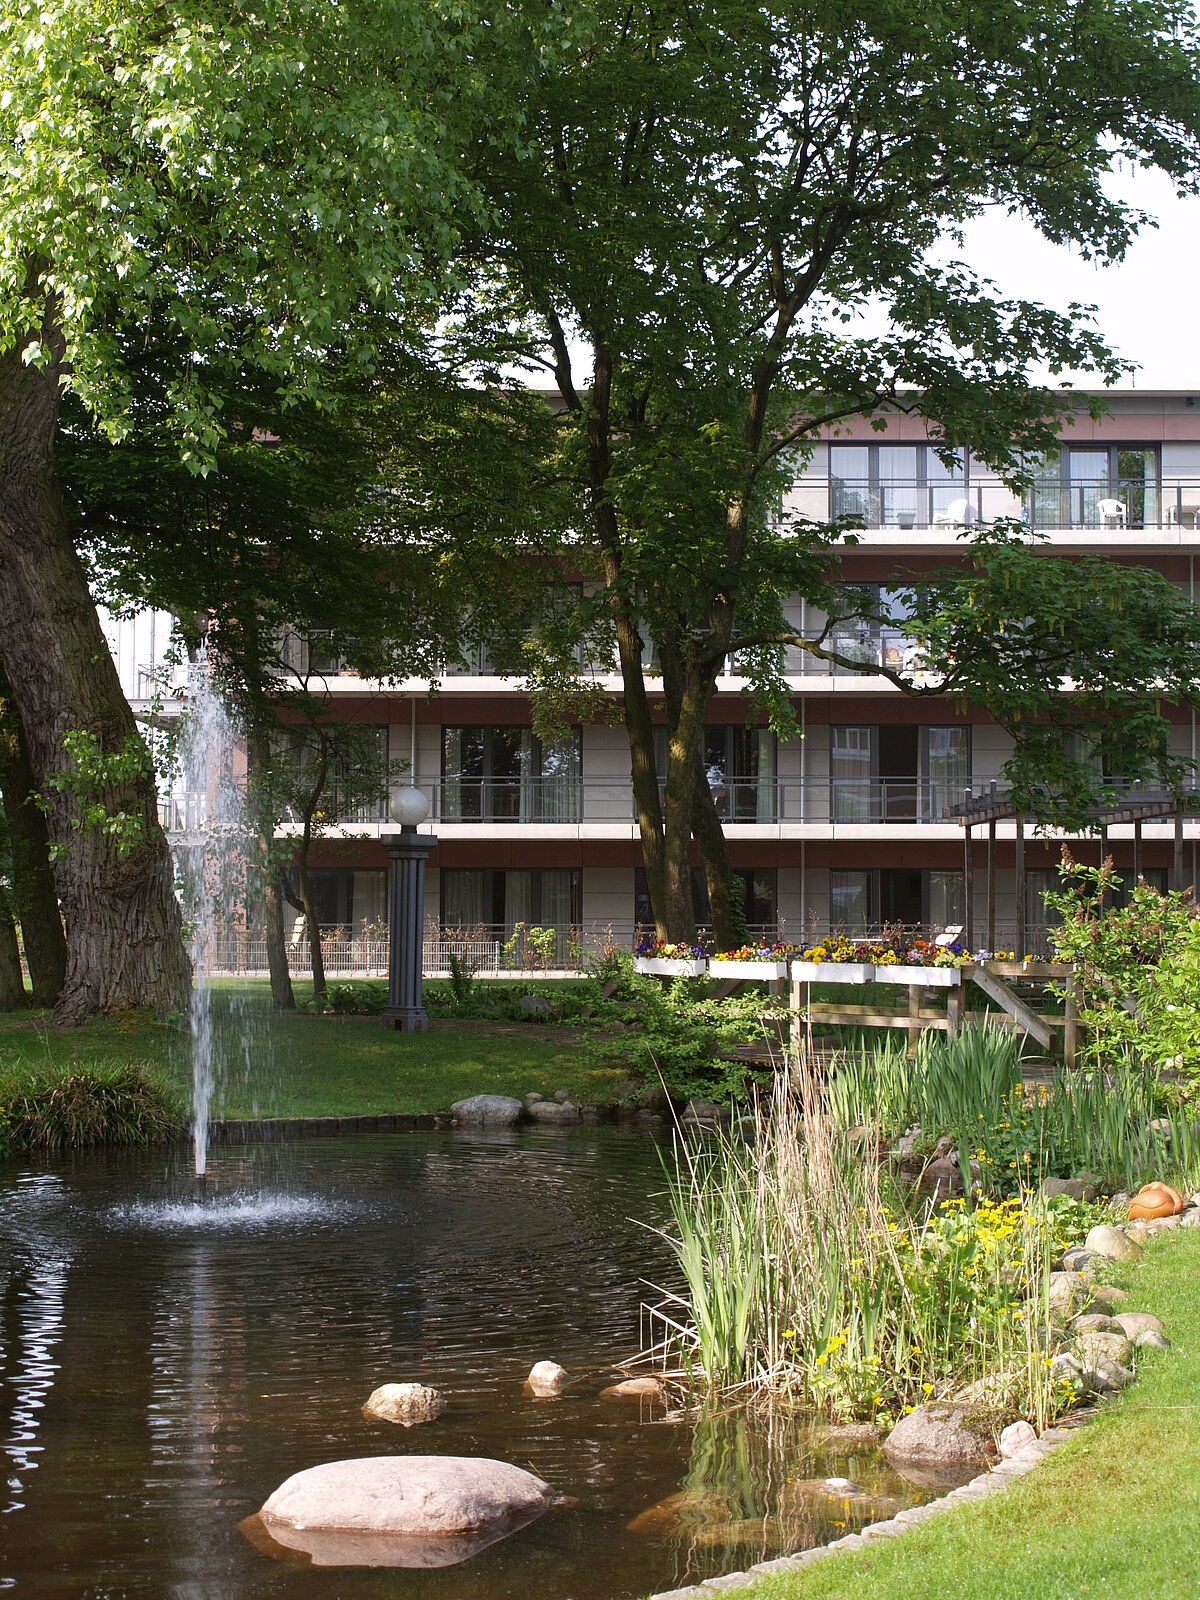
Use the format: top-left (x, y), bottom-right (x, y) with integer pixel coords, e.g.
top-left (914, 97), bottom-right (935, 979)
top-left (1133, 815), bottom-right (1142, 886)
top-left (907, 982), bottom-right (924, 1059)
top-left (987, 817), bottom-right (996, 952)
top-left (1014, 812), bottom-right (1026, 960)
top-left (790, 974), bottom-right (803, 1054)
top-left (1175, 800), bottom-right (1184, 893)
top-left (946, 970), bottom-right (964, 1036)
top-left (1064, 971), bottom-right (1080, 1070)
top-left (1099, 823), bottom-right (1109, 912)
top-left (962, 784), bottom-right (973, 950)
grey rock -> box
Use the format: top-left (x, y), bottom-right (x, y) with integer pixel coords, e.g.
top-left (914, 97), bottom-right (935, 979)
top-left (260, 1456), bottom-right (554, 1559)
top-left (1050, 1352), bottom-right (1084, 1386)
top-left (526, 1361), bottom-right (570, 1397)
top-left (1084, 1224), bottom-right (1142, 1261)
top-left (525, 1099), bottom-right (581, 1125)
top-left (553, 1088), bottom-right (570, 1104)
top-left (518, 994), bottom-right (554, 1017)
top-left (1144, 1215), bottom-right (1182, 1235)
top-left (1062, 1247), bottom-right (1096, 1272)
top-left (892, 1132), bottom-right (918, 1159)
top-left (1136, 1329), bottom-right (1171, 1351)
top-left (682, 1098), bottom-right (727, 1123)
top-left (612, 1078), bottom-right (642, 1103)
top-left (1111, 1192), bottom-right (1130, 1213)
top-left (1041, 1176), bottom-right (1100, 1203)
top-left (450, 1094), bottom-right (524, 1127)
top-left (524, 1092), bottom-right (544, 1107)
top-left (1094, 1359), bottom-right (1134, 1393)
top-left (600, 1376), bottom-right (666, 1402)
top-left (635, 1083), bottom-right (672, 1114)
top-left (1071, 1312), bottom-right (1123, 1335)
top-left (1087, 1285), bottom-right (1130, 1313)
top-left (998, 1420), bottom-right (1037, 1458)
top-left (1114, 1311), bottom-right (1165, 1340)
top-left (1048, 1271), bottom-right (1086, 1316)
top-left (1074, 1329), bottom-right (1135, 1369)
top-left (362, 1383), bottom-right (447, 1426)
top-left (1124, 1220), bottom-right (1151, 1246)
top-left (882, 1404), bottom-right (990, 1472)
top-left (1181, 1208), bottom-right (1200, 1228)
top-left (916, 1157), bottom-right (963, 1201)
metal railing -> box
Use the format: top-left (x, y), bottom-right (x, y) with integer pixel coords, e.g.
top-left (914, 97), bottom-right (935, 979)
top-left (829, 474), bottom-right (1200, 533)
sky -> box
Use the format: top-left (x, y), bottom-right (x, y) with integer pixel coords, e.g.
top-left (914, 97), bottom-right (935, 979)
top-left (944, 165), bottom-right (1200, 392)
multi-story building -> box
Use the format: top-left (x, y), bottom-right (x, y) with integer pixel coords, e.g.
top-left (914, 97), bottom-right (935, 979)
top-left (107, 389), bottom-right (1200, 955)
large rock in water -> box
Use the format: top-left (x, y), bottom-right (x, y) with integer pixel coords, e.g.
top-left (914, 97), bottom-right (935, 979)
top-left (450, 1095), bottom-right (524, 1127)
top-left (257, 1456), bottom-right (555, 1569)
top-left (362, 1384), bottom-right (446, 1425)
top-left (883, 1404), bottom-right (990, 1473)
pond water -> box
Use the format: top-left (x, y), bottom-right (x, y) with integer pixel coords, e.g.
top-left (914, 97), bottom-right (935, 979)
top-left (1, 1128), bottom-right (940, 1598)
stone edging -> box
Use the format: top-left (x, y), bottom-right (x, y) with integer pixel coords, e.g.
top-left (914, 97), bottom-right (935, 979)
top-left (645, 1419), bottom-right (1087, 1600)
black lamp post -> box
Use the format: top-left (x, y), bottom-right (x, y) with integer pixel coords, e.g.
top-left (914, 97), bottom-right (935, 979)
top-left (382, 785), bottom-right (435, 1032)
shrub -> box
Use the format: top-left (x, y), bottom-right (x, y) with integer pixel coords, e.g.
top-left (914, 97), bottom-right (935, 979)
top-left (298, 980), bottom-right (387, 1015)
top-left (0, 1061), bottom-right (184, 1152)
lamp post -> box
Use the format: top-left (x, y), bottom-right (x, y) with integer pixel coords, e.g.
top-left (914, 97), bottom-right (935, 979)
top-left (382, 784), bottom-right (435, 1032)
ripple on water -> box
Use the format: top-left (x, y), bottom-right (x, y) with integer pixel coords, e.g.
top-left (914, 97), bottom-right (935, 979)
top-left (106, 1192), bottom-right (370, 1232)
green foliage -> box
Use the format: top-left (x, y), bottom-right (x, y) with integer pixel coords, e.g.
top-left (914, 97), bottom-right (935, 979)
top-left (296, 980), bottom-right (387, 1016)
top-left (0, 1061), bottom-right (183, 1151)
top-left (831, 1027), bottom-right (1200, 1193)
top-left (1045, 858), bottom-right (1200, 1105)
top-left (38, 729), bottom-right (154, 858)
top-left (445, 952), bottom-right (480, 1014)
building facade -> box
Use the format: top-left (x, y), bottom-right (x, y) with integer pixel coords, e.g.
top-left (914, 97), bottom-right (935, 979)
top-left (107, 390), bottom-right (1200, 955)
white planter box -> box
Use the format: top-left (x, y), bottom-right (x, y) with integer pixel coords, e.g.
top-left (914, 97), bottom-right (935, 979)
top-left (790, 961), bottom-right (875, 984)
top-left (874, 965), bottom-right (962, 987)
top-left (709, 960), bottom-right (789, 981)
top-left (635, 957), bottom-right (707, 978)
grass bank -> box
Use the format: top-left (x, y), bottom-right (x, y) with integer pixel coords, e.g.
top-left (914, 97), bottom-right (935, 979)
top-left (0, 983), bottom-right (634, 1122)
top-left (740, 1227), bottom-right (1200, 1600)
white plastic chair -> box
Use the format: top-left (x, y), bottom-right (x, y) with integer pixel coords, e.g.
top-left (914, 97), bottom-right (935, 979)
top-left (1097, 497), bottom-right (1127, 528)
top-left (932, 496), bottom-right (976, 526)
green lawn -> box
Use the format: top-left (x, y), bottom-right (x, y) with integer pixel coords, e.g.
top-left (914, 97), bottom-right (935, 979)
top-left (0, 984), bottom-right (635, 1119)
top-left (741, 1228), bottom-right (1200, 1600)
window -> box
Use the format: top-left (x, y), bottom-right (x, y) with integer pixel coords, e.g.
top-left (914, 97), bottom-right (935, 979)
top-left (830, 726), bottom-right (970, 821)
top-left (830, 869), bottom-right (874, 930)
top-left (831, 868), bottom-right (963, 932)
top-left (831, 446), bottom-right (969, 528)
top-left (634, 868), bottom-right (777, 932)
top-left (441, 726), bottom-right (581, 822)
top-left (1026, 446), bottom-right (1160, 529)
top-left (653, 726), bottom-right (778, 821)
top-left (440, 868), bottom-right (580, 934)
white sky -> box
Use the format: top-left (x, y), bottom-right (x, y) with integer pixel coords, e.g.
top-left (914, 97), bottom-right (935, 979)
top-left (944, 165), bottom-right (1200, 392)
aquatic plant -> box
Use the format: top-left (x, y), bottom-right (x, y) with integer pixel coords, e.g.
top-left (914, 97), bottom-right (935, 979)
top-left (0, 1061), bottom-right (184, 1152)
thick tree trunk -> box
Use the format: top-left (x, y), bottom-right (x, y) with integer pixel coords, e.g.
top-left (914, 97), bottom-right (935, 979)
top-left (691, 749), bottom-right (744, 953)
top-left (0, 665), bottom-right (67, 1005)
top-left (244, 719), bottom-right (295, 1011)
top-left (295, 842), bottom-right (326, 998)
top-left (0, 305), bottom-right (191, 1022)
top-left (0, 909), bottom-right (25, 1007)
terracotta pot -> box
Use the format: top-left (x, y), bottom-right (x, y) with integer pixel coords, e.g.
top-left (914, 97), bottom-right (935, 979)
top-left (1127, 1181), bottom-right (1184, 1220)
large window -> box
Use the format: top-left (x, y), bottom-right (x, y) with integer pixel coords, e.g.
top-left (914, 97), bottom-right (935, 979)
top-left (634, 867), bottom-right (777, 932)
top-left (831, 445), bottom-right (969, 528)
top-left (441, 868), bottom-right (580, 934)
top-left (1026, 446), bottom-right (1160, 530)
top-left (441, 726), bottom-right (582, 822)
top-left (653, 726), bottom-right (777, 821)
top-left (830, 868), bottom-right (964, 931)
top-left (830, 726), bottom-right (970, 821)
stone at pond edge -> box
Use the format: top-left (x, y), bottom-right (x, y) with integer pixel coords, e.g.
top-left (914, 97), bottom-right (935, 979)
top-left (1070, 1313), bottom-right (1123, 1336)
top-left (525, 1099), bottom-right (581, 1125)
top-left (450, 1095), bottom-right (524, 1127)
top-left (526, 1361), bottom-right (570, 1397)
top-left (1074, 1329), bottom-right (1135, 1369)
top-left (999, 1420), bottom-right (1037, 1459)
top-left (259, 1457), bottom-right (555, 1563)
top-left (600, 1376), bottom-right (667, 1402)
top-left (362, 1384), bottom-right (446, 1425)
top-left (1084, 1224), bottom-right (1142, 1262)
top-left (1041, 1175), bottom-right (1101, 1203)
top-left (1048, 1271), bottom-right (1086, 1316)
top-left (916, 1157), bottom-right (962, 1201)
top-left (882, 1404), bottom-right (990, 1472)
top-left (1114, 1311), bottom-right (1165, 1340)
top-left (1136, 1329), bottom-right (1171, 1351)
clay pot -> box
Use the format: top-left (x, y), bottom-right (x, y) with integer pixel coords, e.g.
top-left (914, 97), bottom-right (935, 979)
top-left (1127, 1181), bottom-right (1184, 1221)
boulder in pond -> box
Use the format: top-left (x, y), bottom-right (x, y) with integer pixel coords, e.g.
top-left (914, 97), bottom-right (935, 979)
top-left (258, 1456), bottom-right (555, 1568)
top-left (1084, 1224), bottom-right (1142, 1262)
top-left (600, 1376), bottom-right (666, 1402)
top-left (525, 1099), bottom-right (581, 1125)
top-left (362, 1384), bottom-right (446, 1426)
top-left (999, 1420), bottom-right (1037, 1458)
top-left (883, 1404), bottom-right (990, 1472)
top-left (450, 1095), bottom-right (524, 1127)
top-left (526, 1361), bottom-right (570, 1397)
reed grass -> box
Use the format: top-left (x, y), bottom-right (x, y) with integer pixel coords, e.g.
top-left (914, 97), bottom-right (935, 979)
top-left (0, 1060), bottom-right (184, 1151)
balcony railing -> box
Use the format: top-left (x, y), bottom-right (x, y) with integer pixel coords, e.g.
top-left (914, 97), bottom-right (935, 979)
top-left (825, 475), bottom-right (1200, 533)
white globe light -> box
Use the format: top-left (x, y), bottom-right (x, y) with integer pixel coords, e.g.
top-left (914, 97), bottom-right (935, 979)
top-left (389, 785), bottom-right (429, 827)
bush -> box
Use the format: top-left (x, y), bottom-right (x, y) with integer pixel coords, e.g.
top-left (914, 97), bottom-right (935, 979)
top-left (0, 1061), bottom-right (184, 1152)
top-left (298, 980), bottom-right (388, 1015)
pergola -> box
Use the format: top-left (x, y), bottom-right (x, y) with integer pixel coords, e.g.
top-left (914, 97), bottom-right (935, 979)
top-left (945, 780), bottom-right (1200, 958)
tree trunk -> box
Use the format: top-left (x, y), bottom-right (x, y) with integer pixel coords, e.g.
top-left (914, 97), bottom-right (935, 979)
top-left (0, 301), bottom-right (191, 1022)
top-left (295, 842), bottom-right (326, 998)
top-left (0, 907), bottom-right (24, 1007)
top-left (0, 664), bottom-right (67, 1005)
top-left (264, 869), bottom-right (295, 1010)
top-left (691, 749), bottom-right (745, 952)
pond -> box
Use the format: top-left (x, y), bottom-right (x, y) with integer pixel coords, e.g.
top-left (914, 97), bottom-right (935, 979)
top-left (1, 1128), bottom-right (940, 1598)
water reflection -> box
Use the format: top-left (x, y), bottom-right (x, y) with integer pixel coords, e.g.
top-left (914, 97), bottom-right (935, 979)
top-left (0, 1132), bottom-right (948, 1597)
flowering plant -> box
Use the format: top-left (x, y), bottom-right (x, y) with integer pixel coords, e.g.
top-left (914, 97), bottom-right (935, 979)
top-left (634, 937), bottom-right (707, 960)
top-left (712, 941), bottom-right (798, 962)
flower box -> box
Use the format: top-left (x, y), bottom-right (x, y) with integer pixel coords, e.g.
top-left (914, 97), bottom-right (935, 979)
top-left (709, 959), bottom-right (789, 981)
top-left (635, 957), bottom-right (707, 978)
top-left (874, 965), bottom-right (962, 987)
top-left (790, 961), bottom-right (875, 984)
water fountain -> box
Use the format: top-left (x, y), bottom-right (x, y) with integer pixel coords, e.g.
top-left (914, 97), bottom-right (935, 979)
top-left (174, 647), bottom-right (250, 1192)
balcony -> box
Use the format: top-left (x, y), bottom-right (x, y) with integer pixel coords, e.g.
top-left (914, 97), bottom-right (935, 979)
top-left (824, 475), bottom-right (1200, 535)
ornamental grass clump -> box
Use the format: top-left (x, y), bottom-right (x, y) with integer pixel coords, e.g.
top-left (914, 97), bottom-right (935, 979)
top-left (1, 1061), bottom-right (184, 1152)
top-left (651, 1054), bottom-right (1055, 1425)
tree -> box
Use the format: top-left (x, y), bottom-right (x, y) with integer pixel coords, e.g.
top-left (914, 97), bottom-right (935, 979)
top-left (469, 0), bottom-right (1200, 947)
top-left (0, 0), bottom-right (538, 1019)
top-left (0, 663), bottom-right (66, 1004)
